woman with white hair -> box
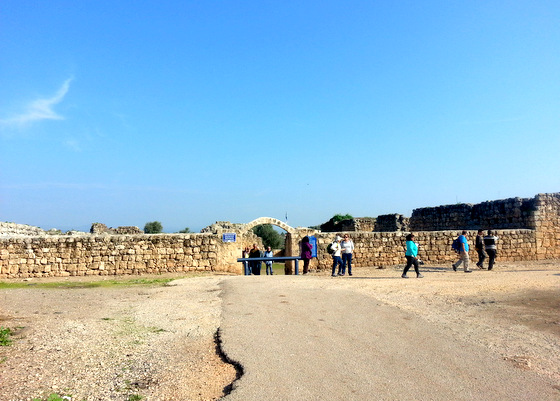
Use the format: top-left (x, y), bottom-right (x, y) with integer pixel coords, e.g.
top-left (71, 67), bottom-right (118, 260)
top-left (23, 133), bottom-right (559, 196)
top-left (331, 236), bottom-right (343, 277)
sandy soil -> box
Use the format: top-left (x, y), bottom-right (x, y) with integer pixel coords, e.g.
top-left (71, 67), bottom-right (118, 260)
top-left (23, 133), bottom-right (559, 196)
top-left (0, 273), bottom-right (238, 401)
top-left (1, 260), bottom-right (559, 400)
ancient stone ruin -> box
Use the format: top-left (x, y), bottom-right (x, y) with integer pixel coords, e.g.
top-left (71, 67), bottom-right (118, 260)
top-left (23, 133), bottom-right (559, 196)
top-left (1, 192), bottom-right (558, 278)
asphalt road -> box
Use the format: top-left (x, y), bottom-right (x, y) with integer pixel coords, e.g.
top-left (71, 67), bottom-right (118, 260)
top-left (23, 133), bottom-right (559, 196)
top-left (219, 275), bottom-right (559, 401)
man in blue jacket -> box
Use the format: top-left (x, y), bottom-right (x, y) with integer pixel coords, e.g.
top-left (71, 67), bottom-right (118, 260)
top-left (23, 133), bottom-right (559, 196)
top-left (452, 231), bottom-right (472, 273)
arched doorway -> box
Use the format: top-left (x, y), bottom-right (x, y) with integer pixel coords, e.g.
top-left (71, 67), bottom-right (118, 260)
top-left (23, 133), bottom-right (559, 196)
top-left (242, 217), bottom-right (298, 274)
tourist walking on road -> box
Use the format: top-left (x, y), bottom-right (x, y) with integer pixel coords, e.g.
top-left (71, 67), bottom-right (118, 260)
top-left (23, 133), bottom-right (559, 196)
top-left (341, 234), bottom-right (355, 276)
top-left (484, 230), bottom-right (499, 270)
top-left (475, 229), bottom-right (486, 269)
top-left (264, 246), bottom-right (274, 275)
top-left (452, 231), bottom-right (472, 273)
top-left (402, 234), bottom-right (423, 278)
top-left (300, 236), bottom-right (313, 275)
top-left (331, 236), bottom-right (343, 277)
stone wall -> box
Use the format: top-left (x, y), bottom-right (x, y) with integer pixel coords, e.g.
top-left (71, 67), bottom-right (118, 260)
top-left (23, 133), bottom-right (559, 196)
top-left (0, 222), bottom-right (45, 237)
top-left (309, 229), bottom-right (538, 271)
top-left (322, 217), bottom-right (377, 232)
top-left (409, 196), bottom-right (538, 231)
top-left (374, 214), bottom-right (410, 232)
top-left (533, 193), bottom-right (560, 259)
top-left (1, 194), bottom-right (558, 278)
top-left (338, 218), bottom-right (376, 232)
top-left (90, 223), bottom-right (143, 235)
top-left (0, 234), bottom-right (222, 278)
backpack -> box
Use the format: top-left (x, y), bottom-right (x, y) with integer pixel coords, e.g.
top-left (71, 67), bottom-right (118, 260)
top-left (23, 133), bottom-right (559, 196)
top-left (451, 238), bottom-right (461, 253)
top-left (327, 242), bottom-right (336, 254)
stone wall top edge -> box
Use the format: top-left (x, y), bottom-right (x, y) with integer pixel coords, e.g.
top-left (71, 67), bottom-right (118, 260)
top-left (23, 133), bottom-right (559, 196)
top-left (0, 232), bottom-right (217, 241)
top-left (319, 228), bottom-right (536, 235)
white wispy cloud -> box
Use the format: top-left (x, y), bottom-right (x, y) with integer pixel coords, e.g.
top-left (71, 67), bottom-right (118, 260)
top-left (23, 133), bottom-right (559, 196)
top-left (0, 77), bottom-right (74, 129)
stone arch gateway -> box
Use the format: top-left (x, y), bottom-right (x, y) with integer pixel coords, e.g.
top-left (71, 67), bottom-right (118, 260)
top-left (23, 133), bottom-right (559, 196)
top-left (241, 217), bottom-right (296, 235)
top-left (239, 217), bottom-right (315, 274)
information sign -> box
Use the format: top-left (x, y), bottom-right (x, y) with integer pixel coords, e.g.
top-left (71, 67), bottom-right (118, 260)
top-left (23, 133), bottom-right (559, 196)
top-left (222, 233), bottom-right (237, 243)
top-left (309, 236), bottom-right (318, 258)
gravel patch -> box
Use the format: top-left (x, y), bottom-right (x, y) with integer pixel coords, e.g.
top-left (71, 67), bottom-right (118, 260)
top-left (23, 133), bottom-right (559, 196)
top-left (0, 275), bottom-right (237, 401)
top-left (1, 260), bottom-right (559, 399)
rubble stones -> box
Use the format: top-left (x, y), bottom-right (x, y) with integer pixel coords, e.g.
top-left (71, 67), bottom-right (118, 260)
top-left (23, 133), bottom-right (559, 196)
top-left (0, 222), bottom-right (45, 237)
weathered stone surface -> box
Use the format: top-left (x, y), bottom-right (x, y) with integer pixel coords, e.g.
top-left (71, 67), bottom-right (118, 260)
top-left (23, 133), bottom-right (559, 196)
top-left (0, 222), bottom-right (45, 236)
top-left (409, 196), bottom-right (539, 231)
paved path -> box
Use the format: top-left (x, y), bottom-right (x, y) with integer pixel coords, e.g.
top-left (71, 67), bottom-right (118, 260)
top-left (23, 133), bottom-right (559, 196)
top-left (219, 276), bottom-right (559, 401)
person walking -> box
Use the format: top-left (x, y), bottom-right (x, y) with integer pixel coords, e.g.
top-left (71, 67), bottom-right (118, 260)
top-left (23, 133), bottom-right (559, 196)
top-left (330, 236), bottom-right (343, 277)
top-left (249, 243), bottom-right (262, 275)
top-left (484, 230), bottom-right (499, 270)
top-left (340, 234), bottom-right (355, 276)
top-left (452, 231), bottom-right (472, 273)
top-left (264, 246), bottom-right (274, 275)
top-left (475, 229), bottom-right (487, 269)
top-left (402, 233), bottom-right (424, 278)
top-left (300, 236), bottom-right (313, 275)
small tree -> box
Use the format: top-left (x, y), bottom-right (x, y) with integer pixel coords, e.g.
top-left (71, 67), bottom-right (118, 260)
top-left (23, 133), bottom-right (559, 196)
top-left (178, 227), bottom-right (191, 233)
top-left (332, 213), bottom-right (353, 223)
top-left (144, 221), bottom-right (163, 234)
top-left (319, 213), bottom-right (354, 232)
top-left (252, 224), bottom-right (284, 249)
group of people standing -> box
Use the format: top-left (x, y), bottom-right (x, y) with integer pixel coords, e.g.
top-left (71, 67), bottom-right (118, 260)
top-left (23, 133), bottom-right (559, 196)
top-left (329, 234), bottom-right (355, 277)
top-left (242, 243), bottom-right (275, 275)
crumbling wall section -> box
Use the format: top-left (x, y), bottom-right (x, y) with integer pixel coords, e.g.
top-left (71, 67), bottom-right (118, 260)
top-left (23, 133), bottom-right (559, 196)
top-left (374, 214), bottom-right (410, 232)
top-left (0, 222), bottom-right (45, 236)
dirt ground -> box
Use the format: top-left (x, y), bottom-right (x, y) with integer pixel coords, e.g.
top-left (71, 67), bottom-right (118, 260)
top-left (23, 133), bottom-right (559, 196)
top-left (0, 260), bottom-right (559, 400)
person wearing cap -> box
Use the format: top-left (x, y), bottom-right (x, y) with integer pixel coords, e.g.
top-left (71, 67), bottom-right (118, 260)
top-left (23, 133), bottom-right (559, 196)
top-left (331, 236), bottom-right (343, 277)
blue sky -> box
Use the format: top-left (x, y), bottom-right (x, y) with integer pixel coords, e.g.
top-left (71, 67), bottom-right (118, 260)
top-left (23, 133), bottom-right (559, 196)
top-left (1, 1), bottom-right (559, 233)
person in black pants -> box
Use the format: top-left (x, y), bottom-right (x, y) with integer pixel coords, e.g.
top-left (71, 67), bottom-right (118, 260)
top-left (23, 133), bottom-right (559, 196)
top-left (249, 243), bottom-right (262, 275)
top-left (483, 230), bottom-right (499, 270)
top-left (402, 233), bottom-right (423, 278)
top-left (475, 229), bottom-right (486, 269)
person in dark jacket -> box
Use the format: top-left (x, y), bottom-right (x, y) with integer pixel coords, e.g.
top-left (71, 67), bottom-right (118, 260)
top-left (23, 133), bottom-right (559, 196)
top-left (249, 243), bottom-right (262, 275)
top-left (300, 236), bottom-right (313, 275)
top-left (483, 230), bottom-right (499, 270)
top-left (475, 229), bottom-right (486, 269)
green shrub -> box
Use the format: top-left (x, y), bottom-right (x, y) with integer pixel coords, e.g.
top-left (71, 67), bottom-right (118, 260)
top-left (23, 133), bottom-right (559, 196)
top-left (143, 221), bottom-right (163, 234)
top-left (0, 327), bottom-right (13, 346)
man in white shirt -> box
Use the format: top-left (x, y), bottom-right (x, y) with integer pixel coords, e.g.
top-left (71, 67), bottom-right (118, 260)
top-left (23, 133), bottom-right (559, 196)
top-left (331, 236), bottom-right (343, 277)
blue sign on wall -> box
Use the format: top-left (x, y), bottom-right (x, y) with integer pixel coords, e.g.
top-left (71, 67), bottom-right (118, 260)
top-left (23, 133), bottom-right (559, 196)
top-left (309, 236), bottom-right (318, 258)
top-left (222, 233), bottom-right (237, 243)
